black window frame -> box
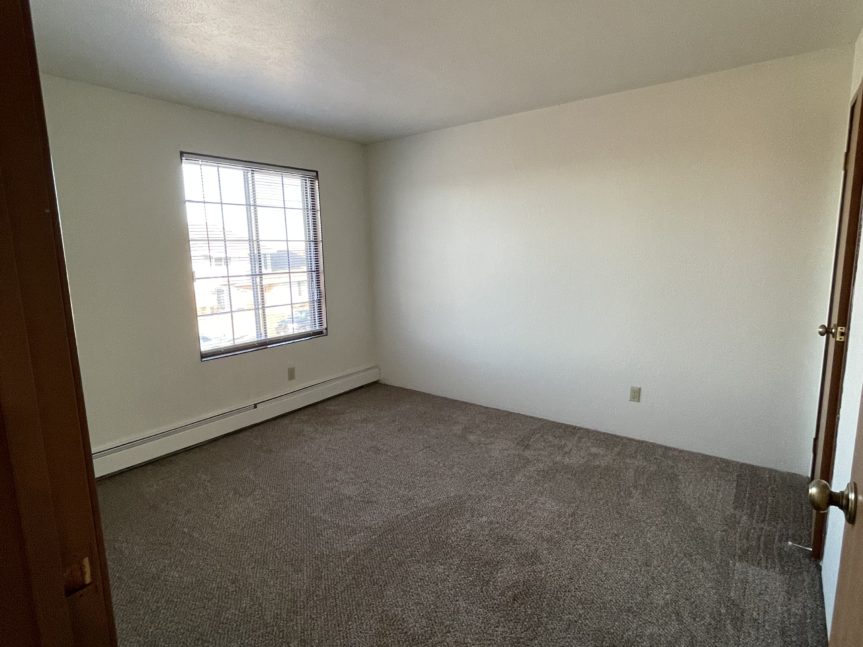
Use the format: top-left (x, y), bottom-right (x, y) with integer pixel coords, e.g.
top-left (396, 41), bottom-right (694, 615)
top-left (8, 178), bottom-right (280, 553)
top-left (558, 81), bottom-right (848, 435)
top-left (180, 152), bottom-right (328, 360)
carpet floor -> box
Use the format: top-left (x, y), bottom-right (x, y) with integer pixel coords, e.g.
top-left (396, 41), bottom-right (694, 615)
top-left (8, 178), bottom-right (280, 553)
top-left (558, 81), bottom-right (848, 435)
top-left (98, 383), bottom-right (826, 646)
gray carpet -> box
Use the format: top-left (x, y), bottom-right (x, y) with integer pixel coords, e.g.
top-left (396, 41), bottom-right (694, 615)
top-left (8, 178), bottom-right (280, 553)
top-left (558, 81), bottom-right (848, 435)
top-left (98, 383), bottom-right (826, 646)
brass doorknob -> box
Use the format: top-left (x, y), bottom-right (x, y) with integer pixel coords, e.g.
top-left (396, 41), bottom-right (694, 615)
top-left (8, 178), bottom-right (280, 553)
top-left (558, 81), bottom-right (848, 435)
top-left (808, 479), bottom-right (857, 524)
top-left (818, 324), bottom-right (847, 341)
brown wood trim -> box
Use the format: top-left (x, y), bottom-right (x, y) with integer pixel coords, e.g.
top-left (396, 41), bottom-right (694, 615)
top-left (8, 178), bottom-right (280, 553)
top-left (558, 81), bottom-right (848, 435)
top-left (0, 0), bottom-right (116, 643)
top-left (0, 411), bottom-right (40, 647)
top-left (829, 386), bottom-right (863, 643)
top-left (810, 87), bottom-right (863, 560)
top-left (0, 154), bottom-right (73, 647)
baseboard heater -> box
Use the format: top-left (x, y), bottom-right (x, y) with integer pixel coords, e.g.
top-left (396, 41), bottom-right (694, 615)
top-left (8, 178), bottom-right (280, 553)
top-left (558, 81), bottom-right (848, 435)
top-left (91, 366), bottom-right (380, 477)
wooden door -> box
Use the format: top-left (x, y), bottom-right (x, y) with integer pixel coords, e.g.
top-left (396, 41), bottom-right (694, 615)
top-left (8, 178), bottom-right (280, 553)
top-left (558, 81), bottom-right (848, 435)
top-left (0, 0), bottom-right (116, 644)
top-left (811, 88), bottom-right (863, 559)
top-left (829, 390), bottom-right (863, 645)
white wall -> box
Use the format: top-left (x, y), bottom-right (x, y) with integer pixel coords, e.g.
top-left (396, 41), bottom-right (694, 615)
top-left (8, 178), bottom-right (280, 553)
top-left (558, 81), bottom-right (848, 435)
top-left (42, 76), bottom-right (377, 453)
top-left (822, 25), bottom-right (863, 635)
top-left (368, 48), bottom-right (851, 474)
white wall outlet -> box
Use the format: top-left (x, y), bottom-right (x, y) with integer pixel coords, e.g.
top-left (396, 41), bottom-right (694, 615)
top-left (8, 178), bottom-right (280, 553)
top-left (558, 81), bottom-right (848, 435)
top-left (629, 386), bottom-right (641, 403)
top-left (288, 366), bottom-right (296, 381)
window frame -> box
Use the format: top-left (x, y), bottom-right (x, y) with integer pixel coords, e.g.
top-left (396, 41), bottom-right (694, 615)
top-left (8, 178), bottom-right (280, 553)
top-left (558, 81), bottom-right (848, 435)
top-left (180, 152), bottom-right (328, 361)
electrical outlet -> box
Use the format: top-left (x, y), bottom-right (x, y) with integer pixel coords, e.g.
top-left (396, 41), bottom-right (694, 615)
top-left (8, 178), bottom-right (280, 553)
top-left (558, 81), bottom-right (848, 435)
top-left (288, 366), bottom-right (296, 381)
top-left (629, 386), bottom-right (641, 403)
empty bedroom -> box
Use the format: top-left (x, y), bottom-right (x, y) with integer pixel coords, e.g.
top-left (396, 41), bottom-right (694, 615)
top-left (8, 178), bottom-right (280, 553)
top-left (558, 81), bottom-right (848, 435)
top-left (4, 1), bottom-right (863, 646)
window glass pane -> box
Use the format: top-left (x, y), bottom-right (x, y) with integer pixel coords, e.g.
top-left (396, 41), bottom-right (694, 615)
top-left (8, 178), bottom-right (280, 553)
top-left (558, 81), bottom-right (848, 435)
top-left (287, 242), bottom-right (309, 271)
top-left (222, 204), bottom-right (248, 239)
top-left (290, 273), bottom-right (309, 302)
top-left (229, 278), bottom-right (256, 311)
top-left (189, 241), bottom-right (227, 278)
top-left (260, 244), bottom-right (290, 273)
top-left (263, 273), bottom-right (292, 307)
top-left (185, 202), bottom-right (207, 238)
top-left (226, 240), bottom-right (252, 275)
top-left (286, 209), bottom-right (306, 240)
top-left (183, 163), bottom-right (204, 202)
top-left (257, 207), bottom-right (286, 240)
top-left (232, 310), bottom-right (259, 344)
top-left (198, 313), bottom-right (233, 351)
top-left (265, 305), bottom-right (293, 337)
top-left (252, 171), bottom-right (284, 208)
top-left (204, 203), bottom-right (224, 239)
top-left (219, 167), bottom-right (246, 204)
top-left (200, 164), bottom-right (221, 203)
top-left (283, 178), bottom-right (303, 209)
top-left (194, 278), bottom-right (231, 316)
top-left (291, 302), bottom-right (313, 333)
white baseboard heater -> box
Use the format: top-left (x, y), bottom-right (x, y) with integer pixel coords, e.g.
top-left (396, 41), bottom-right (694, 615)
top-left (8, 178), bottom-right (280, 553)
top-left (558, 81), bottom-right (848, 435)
top-left (92, 366), bottom-right (380, 478)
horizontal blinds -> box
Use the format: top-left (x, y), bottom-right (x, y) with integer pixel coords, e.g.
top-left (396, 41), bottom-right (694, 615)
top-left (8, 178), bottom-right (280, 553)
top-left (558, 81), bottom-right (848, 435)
top-left (182, 153), bottom-right (318, 179)
top-left (181, 153), bottom-right (326, 357)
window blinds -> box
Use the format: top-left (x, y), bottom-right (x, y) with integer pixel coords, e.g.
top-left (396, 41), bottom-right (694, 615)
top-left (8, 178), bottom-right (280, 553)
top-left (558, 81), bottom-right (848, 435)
top-left (181, 153), bottom-right (326, 358)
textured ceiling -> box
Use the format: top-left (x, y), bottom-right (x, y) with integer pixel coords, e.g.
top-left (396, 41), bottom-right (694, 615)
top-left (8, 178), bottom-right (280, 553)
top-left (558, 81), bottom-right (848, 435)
top-left (31, 1), bottom-right (863, 143)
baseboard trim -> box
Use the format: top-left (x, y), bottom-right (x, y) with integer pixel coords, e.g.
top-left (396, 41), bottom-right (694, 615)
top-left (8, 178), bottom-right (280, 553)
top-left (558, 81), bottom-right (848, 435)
top-left (92, 366), bottom-right (380, 478)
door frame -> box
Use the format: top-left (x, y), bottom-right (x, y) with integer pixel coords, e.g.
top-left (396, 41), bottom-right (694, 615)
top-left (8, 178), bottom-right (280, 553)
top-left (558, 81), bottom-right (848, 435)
top-left (811, 82), bottom-right (863, 560)
top-left (0, 0), bottom-right (116, 643)
top-left (828, 386), bottom-right (863, 644)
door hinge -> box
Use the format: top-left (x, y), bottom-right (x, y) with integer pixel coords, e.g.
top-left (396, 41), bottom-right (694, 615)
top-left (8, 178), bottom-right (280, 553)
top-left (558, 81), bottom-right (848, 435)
top-left (63, 556), bottom-right (92, 596)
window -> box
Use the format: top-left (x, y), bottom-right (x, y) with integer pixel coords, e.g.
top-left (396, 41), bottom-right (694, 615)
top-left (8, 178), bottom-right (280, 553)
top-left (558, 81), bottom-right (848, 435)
top-left (181, 153), bottom-right (326, 358)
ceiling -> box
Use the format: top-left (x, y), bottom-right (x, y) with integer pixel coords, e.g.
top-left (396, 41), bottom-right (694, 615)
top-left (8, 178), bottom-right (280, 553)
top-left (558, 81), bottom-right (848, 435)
top-left (31, 1), bottom-right (863, 143)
